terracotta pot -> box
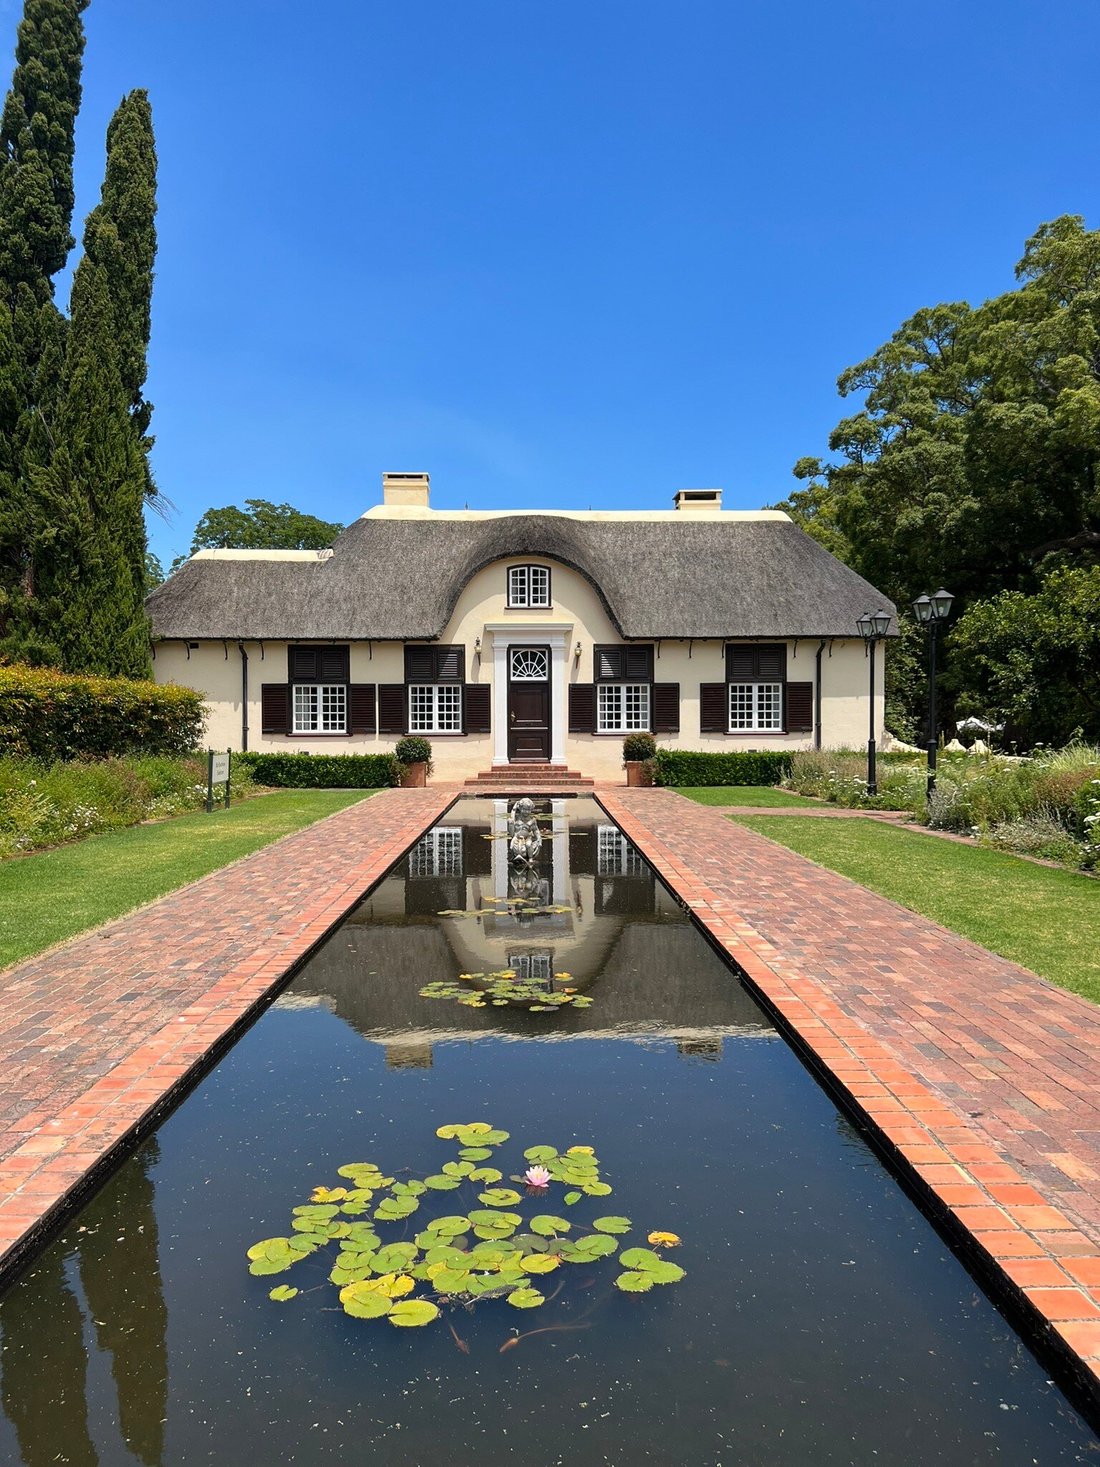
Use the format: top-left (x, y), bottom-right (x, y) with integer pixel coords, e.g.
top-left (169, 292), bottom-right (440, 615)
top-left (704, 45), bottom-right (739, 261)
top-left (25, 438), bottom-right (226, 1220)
top-left (625, 761), bottom-right (653, 788)
top-left (399, 760), bottom-right (427, 788)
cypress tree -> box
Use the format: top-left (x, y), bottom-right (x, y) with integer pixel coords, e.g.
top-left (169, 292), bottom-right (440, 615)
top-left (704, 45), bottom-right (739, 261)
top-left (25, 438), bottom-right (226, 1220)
top-left (31, 91), bottom-right (157, 676)
top-left (0, 0), bottom-right (88, 653)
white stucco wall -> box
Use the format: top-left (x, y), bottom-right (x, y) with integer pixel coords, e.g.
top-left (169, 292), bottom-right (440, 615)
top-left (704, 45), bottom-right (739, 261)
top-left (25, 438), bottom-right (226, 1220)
top-left (152, 555), bottom-right (886, 780)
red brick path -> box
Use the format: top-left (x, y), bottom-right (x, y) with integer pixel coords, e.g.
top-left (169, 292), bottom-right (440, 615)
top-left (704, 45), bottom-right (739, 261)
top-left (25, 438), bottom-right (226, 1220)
top-left (0, 789), bottom-right (451, 1279)
top-left (602, 789), bottom-right (1100, 1399)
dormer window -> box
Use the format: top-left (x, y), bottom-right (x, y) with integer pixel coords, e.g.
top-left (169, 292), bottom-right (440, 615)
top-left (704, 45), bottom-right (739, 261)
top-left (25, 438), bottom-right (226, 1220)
top-left (507, 564), bottom-right (551, 608)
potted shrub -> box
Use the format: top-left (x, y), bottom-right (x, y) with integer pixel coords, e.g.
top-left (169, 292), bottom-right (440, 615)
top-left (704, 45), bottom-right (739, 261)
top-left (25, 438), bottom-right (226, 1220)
top-left (622, 732), bottom-right (657, 787)
top-left (394, 735), bottom-right (433, 788)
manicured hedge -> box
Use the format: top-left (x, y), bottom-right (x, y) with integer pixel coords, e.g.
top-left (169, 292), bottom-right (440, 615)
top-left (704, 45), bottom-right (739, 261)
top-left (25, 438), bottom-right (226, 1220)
top-left (236, 751), bottom-right (401, 788)
top-left (0, 663), bottom-right (205, 761)
top-left (652, 749), bottom-right (793, 787)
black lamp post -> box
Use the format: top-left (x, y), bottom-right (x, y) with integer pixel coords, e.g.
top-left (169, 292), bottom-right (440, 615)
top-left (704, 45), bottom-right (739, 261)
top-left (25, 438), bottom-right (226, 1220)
top-left (856, 609), bottom-right (892, 794)
top-left (911, 588), bottom-right (955, 796)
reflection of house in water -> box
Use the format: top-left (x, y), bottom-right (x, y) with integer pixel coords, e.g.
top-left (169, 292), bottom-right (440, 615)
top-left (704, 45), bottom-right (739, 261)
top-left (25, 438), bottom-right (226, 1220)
top-left (0, 1141), bottom-right (168, 1467)
top-left (285, 798), bottom-right (773, 1063)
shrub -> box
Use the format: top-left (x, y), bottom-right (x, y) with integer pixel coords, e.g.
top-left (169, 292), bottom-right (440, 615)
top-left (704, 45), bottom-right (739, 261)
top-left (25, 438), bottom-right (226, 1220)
top-left (394, 736), bottom-right (433, 774)
top-left (0, 754), bottom-right (257, 858)
top-left (986, 810), bottom-right (1087, 866)
top-left (0, 662), bottom-right (205, 761)
top-left (622, 732), bottom-right (657, 763)
top-left (236, 751), bottom-right (400, 789)
top-left (652, 749), bottom-right (792, 787)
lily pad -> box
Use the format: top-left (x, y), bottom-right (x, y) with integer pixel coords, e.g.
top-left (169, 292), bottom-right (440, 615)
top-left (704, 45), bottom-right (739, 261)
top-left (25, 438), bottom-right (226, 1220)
top-left (520, 1253), bottom-right (560, 1274)
top-left (506, 1288), bottom-right (545, 1309)
top-left (458, 1147), bottom-right (494, 1161)
top-left (615, 1271), bottom-right (654, 1293)
top-left (523, 1145), bottom-right (558, 1163)
top-left (593, 1216), bottom-right (632, 1234)
top-left (478, 1188), bottom-right (522, 1207)
top-left (425, 1215), bottom-right (470, 1238)
top-left (339, 1283), bottom-right (393, 1319)
top-left (423, 1175), bottom-right (462, 1191)
top-left (572, 1234), bottom-right (618, 1258)
top-left (388, 1300), bottom-right (441, 1328)
top-left (268, 1285), bottom-right (299, 1301)
top-left (529, 1215), bottom-right (571, 1237)
top-left (563, 1191), bottom-right (582, 1206)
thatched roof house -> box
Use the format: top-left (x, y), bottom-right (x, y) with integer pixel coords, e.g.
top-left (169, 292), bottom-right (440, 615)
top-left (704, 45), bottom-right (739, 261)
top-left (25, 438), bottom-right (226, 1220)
top-left (147, 474), bottom-right (896, 781)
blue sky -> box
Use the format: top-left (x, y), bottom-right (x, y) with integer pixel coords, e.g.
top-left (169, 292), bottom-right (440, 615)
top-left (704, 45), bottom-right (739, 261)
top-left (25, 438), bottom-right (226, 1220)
top-left (41, 0), bottom-right (1100, 562)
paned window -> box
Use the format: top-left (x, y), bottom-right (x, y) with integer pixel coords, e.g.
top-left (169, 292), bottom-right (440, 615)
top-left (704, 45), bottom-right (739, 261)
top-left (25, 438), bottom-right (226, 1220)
top-left (409, 828), bottom-right (463, 878)
top-left (597, 681), bottom-right (650, 733)
top-left (292, 682), bottom-right (347, 734)
top-left (728, 682), bottom-right (783, 732)
top-left (510, 647), bottom-right (549, 680)
top-left (597, 826), bottom-right (644, 876)
top-left (409, 683), bottom-right (463, 733)
top-left (507, 951), bottom-right (553, 983)
top-left (507, 564), bottom-right (551, 608)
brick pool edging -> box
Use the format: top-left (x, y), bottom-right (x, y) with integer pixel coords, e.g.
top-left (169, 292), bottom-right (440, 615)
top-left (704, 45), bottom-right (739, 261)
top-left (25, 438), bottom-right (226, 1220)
top-left (598, 790), bottom-right (1100, 1420)
top-left (0, 789), bottom-right (455, 1289)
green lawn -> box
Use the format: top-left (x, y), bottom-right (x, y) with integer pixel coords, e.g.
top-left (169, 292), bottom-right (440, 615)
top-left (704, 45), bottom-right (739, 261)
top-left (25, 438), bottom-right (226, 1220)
top-left (0, 790), bottom-right (370, 970)
top-left (733, 815), bottom-right (1100, 1004)
top-left (675, 785), bottom-right (819, 807)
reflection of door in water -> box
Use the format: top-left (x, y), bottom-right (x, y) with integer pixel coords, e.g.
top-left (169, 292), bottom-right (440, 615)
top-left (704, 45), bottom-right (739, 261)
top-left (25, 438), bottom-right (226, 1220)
top-left (507, 646), bottom-right (550, 761)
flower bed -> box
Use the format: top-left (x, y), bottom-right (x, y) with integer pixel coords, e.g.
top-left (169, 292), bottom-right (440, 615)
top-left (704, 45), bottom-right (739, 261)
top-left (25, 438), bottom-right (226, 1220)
top-left (783, 745), bottom-right (1100, 870)
top-left (0, 754), bottom-right (258, 858)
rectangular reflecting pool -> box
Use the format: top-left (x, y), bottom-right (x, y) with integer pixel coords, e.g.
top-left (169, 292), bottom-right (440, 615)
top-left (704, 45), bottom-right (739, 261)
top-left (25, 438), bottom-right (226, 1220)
top-left (1, 796), bottom-right (1098, 1465)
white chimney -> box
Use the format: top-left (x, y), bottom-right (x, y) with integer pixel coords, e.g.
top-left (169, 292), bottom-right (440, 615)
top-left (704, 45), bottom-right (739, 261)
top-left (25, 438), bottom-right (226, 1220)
top-left (673, 488), bottom-right (723, 513)
top-left (382, 471), bottom-right (431, 509)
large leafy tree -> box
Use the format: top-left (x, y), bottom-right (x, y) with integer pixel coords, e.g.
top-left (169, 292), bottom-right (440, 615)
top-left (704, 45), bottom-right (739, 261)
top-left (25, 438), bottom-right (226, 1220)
top-left (184, 498), bottom-right (344, 556)
top-left (781, 216), bottom-right (1100, 744)
top-left (0, 0), bottom-right (88, 653)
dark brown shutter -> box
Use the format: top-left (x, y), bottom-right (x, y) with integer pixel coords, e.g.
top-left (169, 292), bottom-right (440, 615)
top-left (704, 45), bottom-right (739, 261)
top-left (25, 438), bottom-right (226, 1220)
top-left (464, 683), bottom-right (491, 734)
top-left (378, 684), bottom-right (407, 735)
top-left (624, 645), bottom-right (654, 680)
top-left (320, 645), bottom-right (350, 682)
top-left (289, 646), bottom-right (319, 681)
top-left (349, 684), bottom-right (376, 734)
top-left (569, 683), bottom-right (596, 733)
top-left (595, 647), bottom-right (624, 680)
top-left (436, 645), bottom-right (465, 682)
top-left (726, 646), bottom-right (754, 682)
top-left (700, 683), bottom-right (727, 734)
top-left (261, 683), bottom-right (291, 735)
top-left (756, 643), bottom-right (787, 681)
top-left (652, 683), bottom-right (680, 733)
top-left (404, 646), bottom-right (435, 682)
top-left (786, 681), bottom-right (813, 733)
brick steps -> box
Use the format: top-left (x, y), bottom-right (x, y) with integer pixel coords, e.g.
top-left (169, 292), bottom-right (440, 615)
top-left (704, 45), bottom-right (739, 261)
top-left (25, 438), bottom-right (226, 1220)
top-left (465, 764), bottom-right (595, 789)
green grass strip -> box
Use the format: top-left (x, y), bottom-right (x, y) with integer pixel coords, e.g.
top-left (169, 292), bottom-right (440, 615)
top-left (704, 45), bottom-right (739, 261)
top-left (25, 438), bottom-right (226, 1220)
top-left (674, 785), bottom-right (819, 808)
top-left (733, 815), bottom-right (1100, 1005)
top-left (0, 790), bottom-right (370, 970)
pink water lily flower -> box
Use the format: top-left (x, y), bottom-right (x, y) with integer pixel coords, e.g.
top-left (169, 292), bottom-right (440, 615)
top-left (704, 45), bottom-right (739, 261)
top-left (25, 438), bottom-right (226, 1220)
top-left (524, 1165), bottom-right (552, 1189)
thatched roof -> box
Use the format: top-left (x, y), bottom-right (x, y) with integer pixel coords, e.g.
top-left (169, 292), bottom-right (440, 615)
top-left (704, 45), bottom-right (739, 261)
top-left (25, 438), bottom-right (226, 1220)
top-left (146, 513), bottom-right (896, 641)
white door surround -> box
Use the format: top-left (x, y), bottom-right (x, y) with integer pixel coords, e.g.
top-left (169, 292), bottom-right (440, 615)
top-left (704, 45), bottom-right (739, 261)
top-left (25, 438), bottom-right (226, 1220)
top-left (483, 622), bottom-right (573, 766)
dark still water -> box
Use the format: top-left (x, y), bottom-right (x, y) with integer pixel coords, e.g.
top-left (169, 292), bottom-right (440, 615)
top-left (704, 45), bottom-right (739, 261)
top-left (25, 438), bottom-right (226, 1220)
top-left (1, 797), bottom-right (1097, 1466)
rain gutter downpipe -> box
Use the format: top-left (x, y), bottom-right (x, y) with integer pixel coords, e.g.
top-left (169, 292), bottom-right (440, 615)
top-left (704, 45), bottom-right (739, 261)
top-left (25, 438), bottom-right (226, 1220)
top-left (238, 641), bottom-right (249, 751)
top-left (814, 639), bottom-right (826, 750)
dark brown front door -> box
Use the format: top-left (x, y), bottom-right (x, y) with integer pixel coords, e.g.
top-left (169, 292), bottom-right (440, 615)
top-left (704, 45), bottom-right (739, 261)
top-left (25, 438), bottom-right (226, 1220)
top-left (507, 646), bottom-right (551, 761)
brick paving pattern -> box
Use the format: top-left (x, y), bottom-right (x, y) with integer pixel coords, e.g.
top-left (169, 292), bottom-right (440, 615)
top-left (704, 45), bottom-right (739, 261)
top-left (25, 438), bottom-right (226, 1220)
top-left (602, 789), bottom-right (1100, 1400)
top-left (0, 789), bottom-right (451, 1279)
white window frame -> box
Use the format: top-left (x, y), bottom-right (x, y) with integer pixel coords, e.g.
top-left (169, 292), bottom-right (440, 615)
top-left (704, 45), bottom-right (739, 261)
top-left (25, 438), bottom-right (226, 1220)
top-left (596, 681), bottom-right (650, 734)
top-left (509, 647), bottom-right (549, 681)
top-left (728, 682), bottom-right (783, 733)
top-left (292, 682), bottom-right (347, 734)
top-left (409, 827), bottom-right (463, 877)
top-left (507, 564), bottom-right (551, 609)
top-left (597, 825), bottom-right (644, 876)
top-left (408, 683), bottom-right (463, 734)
